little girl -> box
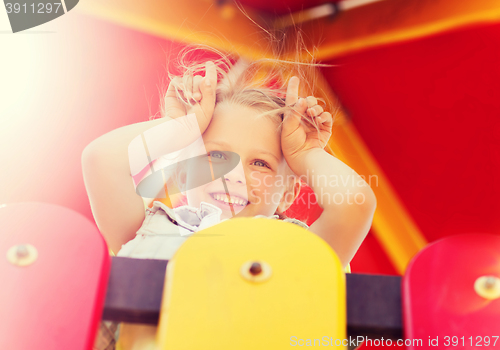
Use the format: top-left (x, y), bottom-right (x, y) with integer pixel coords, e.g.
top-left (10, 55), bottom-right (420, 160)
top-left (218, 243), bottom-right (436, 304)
top-left (82, 50), bottom-right (376, 350)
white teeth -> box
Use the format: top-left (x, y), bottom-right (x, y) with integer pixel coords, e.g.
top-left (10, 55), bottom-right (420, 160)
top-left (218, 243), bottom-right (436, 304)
top-left (211, 193), bottom-right (247, 206)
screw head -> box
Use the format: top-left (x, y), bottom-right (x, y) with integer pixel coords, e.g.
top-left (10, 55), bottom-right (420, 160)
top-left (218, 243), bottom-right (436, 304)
top-left (240, 260), bottom-right (271, 283)
top-left (249, 262), bottom-right (262, 275)
top-left (16, 245), bottom-right (29, 258)
top-left (474, 275), bottom-right (500, 300)
top-left (7, 244), bottom-right (38, 266)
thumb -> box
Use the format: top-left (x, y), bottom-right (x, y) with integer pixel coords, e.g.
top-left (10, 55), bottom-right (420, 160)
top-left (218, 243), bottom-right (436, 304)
top-left (199, 76), bottom-right (216, 111)
top-left (282, 98), bottom-right (305, 137)
top-left (198, 61), bottom-right (217, 114)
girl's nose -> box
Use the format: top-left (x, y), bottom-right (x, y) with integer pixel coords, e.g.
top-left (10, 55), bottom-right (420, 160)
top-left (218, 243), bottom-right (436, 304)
top-left (224, 170), bottom-right (245, 184)
top-left (224, 161), bottom-right (246, 184)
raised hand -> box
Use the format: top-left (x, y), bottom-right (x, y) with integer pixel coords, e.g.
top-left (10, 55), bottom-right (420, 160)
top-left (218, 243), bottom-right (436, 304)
top-left (164, 60), bottom-right (217, 134)
top-left (281, 76), bottom-right (333, 170)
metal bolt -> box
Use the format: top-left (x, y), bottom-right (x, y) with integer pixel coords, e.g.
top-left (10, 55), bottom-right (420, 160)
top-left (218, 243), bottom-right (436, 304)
top-left (15, 245), bottom-right (29, 258)
top-left (484, 276), bottom-right (498, 289)
top-left (7, 244), bottom-right (38, 266)
top-left (249, 262), bottom-right (262, 275)
top-left (474, 275), bottom-right (500, 300)
top-left (240, 260), bottom-right (271, 283)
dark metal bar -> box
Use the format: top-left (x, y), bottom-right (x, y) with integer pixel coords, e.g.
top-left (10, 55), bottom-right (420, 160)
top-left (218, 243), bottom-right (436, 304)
top-left (346, 273), bottom-right (403, 339)
top-left (103, 257), bottom-right (403, 338)
top-left (102, 257), bottom-right (168, 324)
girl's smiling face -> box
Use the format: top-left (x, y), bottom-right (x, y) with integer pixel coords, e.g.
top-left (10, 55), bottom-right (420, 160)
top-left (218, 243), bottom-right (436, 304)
top-left (181, 101), bottom-right (298, 220)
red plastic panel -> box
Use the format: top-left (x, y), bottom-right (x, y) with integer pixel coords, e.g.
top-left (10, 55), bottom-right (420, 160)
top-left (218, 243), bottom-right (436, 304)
top-left (0, 202), bottom-right (110, 350)
top-left (403, 234), bottom-right (500, 350)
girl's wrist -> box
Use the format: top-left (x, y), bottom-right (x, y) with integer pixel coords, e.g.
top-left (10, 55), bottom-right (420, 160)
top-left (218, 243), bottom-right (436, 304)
top-left (286, 148), bottom-right (325, 177)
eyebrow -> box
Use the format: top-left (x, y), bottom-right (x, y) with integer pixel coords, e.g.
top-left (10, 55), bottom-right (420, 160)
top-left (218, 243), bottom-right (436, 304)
top-left (204, 140), bottom-right (280, 163)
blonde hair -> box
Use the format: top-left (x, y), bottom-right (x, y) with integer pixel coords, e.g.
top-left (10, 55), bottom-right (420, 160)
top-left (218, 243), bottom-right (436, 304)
top-left (159, 43), bottom-right (332, 132)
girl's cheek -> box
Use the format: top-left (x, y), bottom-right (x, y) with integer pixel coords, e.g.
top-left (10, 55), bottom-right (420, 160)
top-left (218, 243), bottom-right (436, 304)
top-left (247, 170), bottom-right (263, 187)
top-left (247, 172), bottom-right (283, 202)
top-left (248, 171), bottom-right (276, 188)
top-left (246, 171), bottom-right (263, 200)
top-left (247, 171), bottom-right (272, 193)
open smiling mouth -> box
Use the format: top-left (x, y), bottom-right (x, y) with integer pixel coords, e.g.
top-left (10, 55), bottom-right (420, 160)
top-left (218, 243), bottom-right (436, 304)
top-left (209, 192), bottom-right (249, 208)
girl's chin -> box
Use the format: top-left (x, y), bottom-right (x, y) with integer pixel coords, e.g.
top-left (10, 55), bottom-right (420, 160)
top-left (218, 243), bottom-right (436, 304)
top-left (219, 205), bottom-right (247, 219)
top-left (221, 212), bottom-right (247, 221)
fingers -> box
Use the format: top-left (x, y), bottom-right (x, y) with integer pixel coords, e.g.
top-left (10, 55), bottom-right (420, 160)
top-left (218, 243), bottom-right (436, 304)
top-left (307, 105), bottom-right (323, 117)
top-left (198, 61), bottom-right (216, 101)
top-left (199, 61), bottom-right (216, 111)
top-left (304, 97), bottom-right (330, 126)
top-left (317, 111), bottom-right (333, 129)
top-left (179, 61), bottom-right (217, 104)
top-left (204, 61), bottom-right (217, 88)
top-left (182, 73), bottom-right (193, 101)
top-left (192, 75), bottom-right (203, 101)
top-left (305, 96), bottom-right (317, 108)
top-left (305, 96), bottom-right (320, 116)
top-left (285, 76), bottom-right (300, 106)
top-left (294, 98), bottom-right (308, 117)
top-left (302, 96), bottom-right (333, 132)
top-left (283, 98), bottom-right (307, 135)
top-left (285, 98), bottom-right (308, 121)
top-left (165, 76), bottom-right (181, 98)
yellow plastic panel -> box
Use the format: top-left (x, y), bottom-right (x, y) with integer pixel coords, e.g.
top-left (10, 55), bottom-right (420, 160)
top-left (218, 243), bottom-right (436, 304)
top-left (157, 218), bottom-right (346, 349)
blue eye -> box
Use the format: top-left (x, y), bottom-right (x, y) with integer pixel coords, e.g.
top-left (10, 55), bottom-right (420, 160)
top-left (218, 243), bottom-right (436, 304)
top-left (207, 152), bottom-right (269, 168)
top-left (254, 160), bottom-right (270, 168)
top-left (208, 151), bottom-right (226, 160)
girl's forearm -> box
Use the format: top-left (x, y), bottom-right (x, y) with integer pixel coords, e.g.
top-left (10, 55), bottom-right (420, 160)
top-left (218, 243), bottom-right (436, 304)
top-left (291, 149), bottom-right (376, 267)
top-left (84, 113), bottom-right (199, 174)
top-left (292, 149), bottom-right (376, 211)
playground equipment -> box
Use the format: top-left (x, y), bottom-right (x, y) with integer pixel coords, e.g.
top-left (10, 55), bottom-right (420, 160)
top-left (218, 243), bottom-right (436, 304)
top-left (403, 234), bottom-right (500, 350)
top-left (0, 203), bottom-right (110, 350)
top-left (2, 202), bottom-right (500, 349)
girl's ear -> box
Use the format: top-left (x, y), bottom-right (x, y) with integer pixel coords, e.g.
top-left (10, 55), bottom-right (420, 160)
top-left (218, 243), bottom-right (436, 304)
top-left (277, 177), bottom-right (301, 213)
